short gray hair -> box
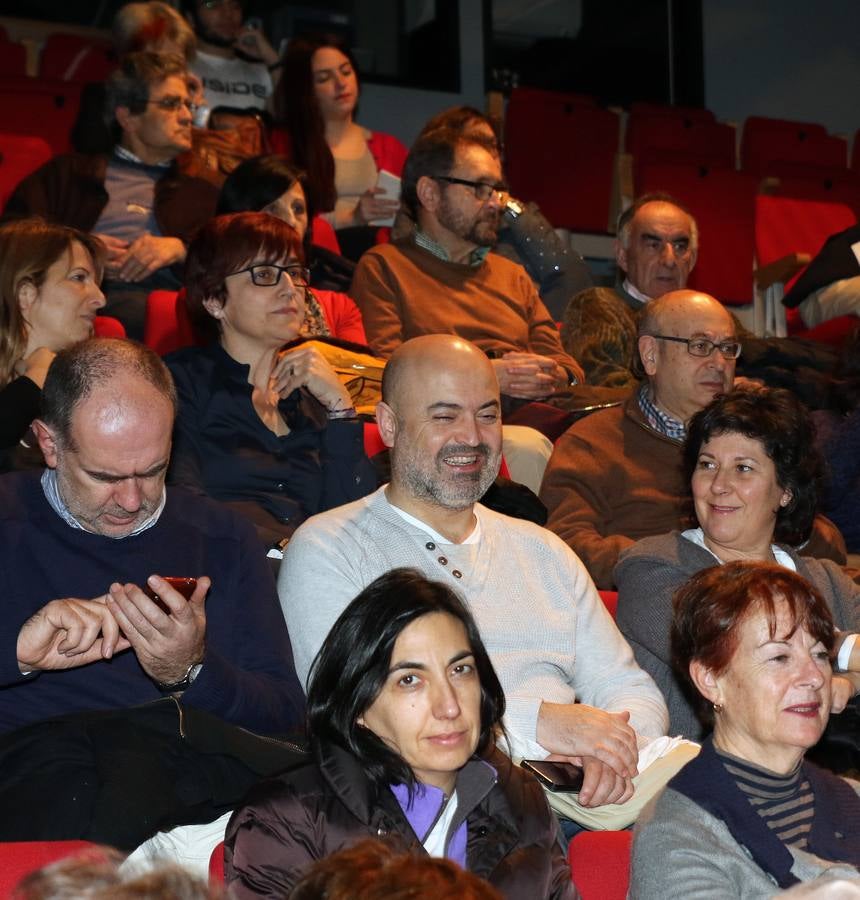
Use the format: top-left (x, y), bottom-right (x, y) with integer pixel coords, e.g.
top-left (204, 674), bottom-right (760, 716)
top-left (616, 192), bottom-right (699, 254)
top-left (105, 50), bottom-right (186, 119)
top-left (41, 338), bottom-right (178, 448)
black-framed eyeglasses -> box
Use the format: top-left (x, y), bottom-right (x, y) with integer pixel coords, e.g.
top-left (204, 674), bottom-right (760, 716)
top-left (230, 263), bottom-right (310, 287)
top-left (652, 334), bottom-right (742, 359)
top-left (433, 175), bottom-right (507, 201)
top-left (147, 97), bottom-right (197, 114)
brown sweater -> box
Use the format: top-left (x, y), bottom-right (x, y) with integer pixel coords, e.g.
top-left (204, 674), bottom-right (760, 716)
top-left (539, 394), bottom-right (686, 589)
top-left (350, 237), bottom-right (583, 380)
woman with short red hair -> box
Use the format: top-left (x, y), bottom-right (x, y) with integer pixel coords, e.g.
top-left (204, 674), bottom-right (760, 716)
top-left (166, 211), bottom-right (375, 546)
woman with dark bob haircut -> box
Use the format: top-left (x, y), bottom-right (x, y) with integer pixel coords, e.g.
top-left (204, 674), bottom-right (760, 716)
top-left (165, 211), bottom-right (375, 545)
top-left (225, 568), bottom-right (573, 900)
top-left (216, 155), bottom-right (366, 341)
top-left (630, 562), bottom-right (860, 898)
top-left (616, 386), bottom-right (859, 738)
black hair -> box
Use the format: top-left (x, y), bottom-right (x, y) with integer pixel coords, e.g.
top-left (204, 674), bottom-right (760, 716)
top-left (306, 568), bottom-right (506, 794)
top-left (216, 155), bottom-right (315, 258)
top-left (684, 386), bottom-right (822, 546)
top-left (401, 129), bottom-right (497, 220)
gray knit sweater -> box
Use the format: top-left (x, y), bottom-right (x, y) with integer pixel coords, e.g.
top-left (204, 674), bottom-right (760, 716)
top-left (615, 531), bottom-right (860, 739)
top-left (279, 487), bottom-right (668, 760)
top-left (630, 782), bottom-right (860, 899)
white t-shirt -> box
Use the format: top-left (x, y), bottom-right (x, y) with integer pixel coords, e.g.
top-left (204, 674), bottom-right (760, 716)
top-left (191, 50), bottom-right (272, 111)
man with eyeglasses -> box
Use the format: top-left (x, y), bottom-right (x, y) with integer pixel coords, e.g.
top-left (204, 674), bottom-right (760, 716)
top-left (5, 52), bottom-right (219, 339)
top-left (181, 0), bottom-right (280, 112)
top-left (351, 128), bottom-right (608, 438)
top-left (542, 289), bottom-right (846, 588)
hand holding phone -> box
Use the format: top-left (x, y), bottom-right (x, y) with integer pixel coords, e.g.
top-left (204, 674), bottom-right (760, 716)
top-left (520, 758), bottom-right (584, 792)
top-left (142, 576), bottom-right (198, 614)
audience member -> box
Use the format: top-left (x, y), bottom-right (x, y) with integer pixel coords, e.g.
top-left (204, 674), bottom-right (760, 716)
top-left (352, 128), bottom-right (631, 439)
top-left (14, 848), bottom-right (220, 900)
top-left (167, 212), bottom-right (375, 546)
top-left (540, 290), bottom-right (846, 589)
top-left (0, 338), bottom-right (303, 848)
top-left (562, 193), bottom-right (697, 388)
top-left (281, 335), bottom-right (667, 811)
top-left (278, 36), bottom-right (407, 260)
top-left (228, 568), bottom-right (574, 899)
top-left (615, 387), bottom-right (860, 739)
top-left (0, 219), bottom-right (105, 468)
top-left (396, 105), bottom-right (592, 321)
top-left (630, 562), bottom-right (860, 898)
top-left (289, 839), bottom-right (503, 900)
top-left (216, 156), bottom-right (365, 336)
top-left (6, 52), bottom-right (219, 339)
top-left (813, 326), bottom-right (860, 552)
top-left (783, 221), bottom-right (860, 328)
top-left (72, 2), bottom-right (203, 155)
top-left (181, 0), bottom-right (279, 112)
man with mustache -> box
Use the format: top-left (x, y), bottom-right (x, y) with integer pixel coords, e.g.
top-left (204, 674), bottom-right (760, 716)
top-left (5, 52), bottom-right (219, 339)
top-left (350, 128), bottom-right (590, 430)
top-left (0, 338), bottom-right (302, 846)
top-left (281, 335), bottom-right (668, 811)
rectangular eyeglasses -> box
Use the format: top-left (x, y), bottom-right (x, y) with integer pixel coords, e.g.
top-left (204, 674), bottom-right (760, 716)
top-left (652, 334), bottom-right (741, 359)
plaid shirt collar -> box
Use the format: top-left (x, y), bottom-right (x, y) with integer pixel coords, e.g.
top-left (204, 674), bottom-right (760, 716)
top-left (414, 230), bottom-right (490, 267)
top-left (637, 383), bottom-right (686, 442)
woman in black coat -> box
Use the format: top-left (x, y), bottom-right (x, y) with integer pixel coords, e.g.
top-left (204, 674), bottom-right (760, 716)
top-left (225, 569), bottom-right (574, 900)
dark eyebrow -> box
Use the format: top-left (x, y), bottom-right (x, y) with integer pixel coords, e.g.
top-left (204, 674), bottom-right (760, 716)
top-left (84, 460), bottom-right (169, 482)
top-left (388, 650), bottom-right (474, 675)
top-left (427, 400), bottom-right (500, 413)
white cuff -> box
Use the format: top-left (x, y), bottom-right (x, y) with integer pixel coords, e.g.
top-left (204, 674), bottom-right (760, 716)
top-left (837, 633), bottom-right (857, 671)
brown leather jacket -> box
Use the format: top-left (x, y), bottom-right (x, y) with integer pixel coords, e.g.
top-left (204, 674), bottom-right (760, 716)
top-left (224, 740), bottom-right (576, 900)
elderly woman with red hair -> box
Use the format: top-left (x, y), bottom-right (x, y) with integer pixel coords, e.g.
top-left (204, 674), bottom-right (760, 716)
top-left (165, 211), bottom-right (375, 545)
top-left (630, 562), bottom-right (860, 898)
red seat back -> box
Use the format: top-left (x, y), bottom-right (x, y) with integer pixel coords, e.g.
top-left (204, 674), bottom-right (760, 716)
top-left (39, 34), bottom-right (114, 83)
top-left (0, 33), bottom-right (27, 78)
top-left (598, 590), bottom-right (618, 619)
top-left (505, 87), bottom-right (619, 233)
top-left (0, 841), bottom-right (102, 897)
top-left (0, 133), bottom-right (52, 211)
top-left (568, 830), bottom-right (632, 900)
top-left (755, 195), bottom-right (857, 341)
top-left (742, 115), bottom-right (848, 176)
top-left (638, 163), bottom-right (758, 305)
top-left (209, 840), bottom-right (225, 884)
top-left (144, 290), bottom-right (199, 355)
top-left (92, 315), bottom-right (126, 339)
top-left (310, 215), bottom-right (341, 254)
top-left (0, 79), bottom-right (82, 155)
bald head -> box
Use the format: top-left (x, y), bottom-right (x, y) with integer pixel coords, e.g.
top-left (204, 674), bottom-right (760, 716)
top-left (377, 336), bottom-right (502, 512)
top-left (381, 335), bottom-right (499, 412)
top-left (637, 291), bottom-right (738, 423)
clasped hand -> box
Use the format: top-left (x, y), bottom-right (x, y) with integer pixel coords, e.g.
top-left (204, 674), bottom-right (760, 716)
top-left (17, 575), bottom-right (209, 686)
top-left (269, 345), bottom-right (353, 413)
top-left (491, 352), bottom-right (567, 400)
top-left (536, 702), bottom-right (639, 808)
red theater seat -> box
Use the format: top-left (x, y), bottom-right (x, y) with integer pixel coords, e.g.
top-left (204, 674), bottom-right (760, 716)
top-left (39, 33), bottom-right (114, 83)
top-left (0, 133), bottom-right (52, 211)
top-left (92, 315), bottom-right (127, 339)
top-left (0, 841), bottom-right (103, 896)
top-left (568, 830), bottom-right (632, 900)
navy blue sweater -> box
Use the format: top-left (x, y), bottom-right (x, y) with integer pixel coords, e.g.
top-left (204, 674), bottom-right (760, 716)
top-left (0, 471), bottom-right (304, 736)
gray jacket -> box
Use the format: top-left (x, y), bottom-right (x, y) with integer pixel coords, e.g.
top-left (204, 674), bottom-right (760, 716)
top-left (615, 531), bottom-right (860, 738)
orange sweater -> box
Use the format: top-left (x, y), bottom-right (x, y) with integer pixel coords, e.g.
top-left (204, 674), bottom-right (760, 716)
top-left (350, 238), bottom-right (583, 380)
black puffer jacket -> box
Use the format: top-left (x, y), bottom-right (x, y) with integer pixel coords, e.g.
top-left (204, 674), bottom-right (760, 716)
top-left (224, 740), bottom-right (576, 900)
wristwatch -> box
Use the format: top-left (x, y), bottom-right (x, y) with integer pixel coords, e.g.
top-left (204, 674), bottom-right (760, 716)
top-left (155, 662), bottom-right (203, 693)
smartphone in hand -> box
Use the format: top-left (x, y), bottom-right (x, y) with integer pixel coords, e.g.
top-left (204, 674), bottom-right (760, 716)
top-left (520, 759), bottom-right (584, 792)
top-left (142, 576), bottom-right (198, 614)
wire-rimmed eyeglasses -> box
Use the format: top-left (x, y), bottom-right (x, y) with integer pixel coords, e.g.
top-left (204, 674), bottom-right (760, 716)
top-left (651, 334), bottom-right (741, 359)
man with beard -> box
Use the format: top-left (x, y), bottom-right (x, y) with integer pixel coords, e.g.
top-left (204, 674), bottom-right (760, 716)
top-left (280, 335), bottom-right (668, 810)
top-left (350, 129), bottom-right (588, 422)
top-left (182, 0), bottom-right (280, 112)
